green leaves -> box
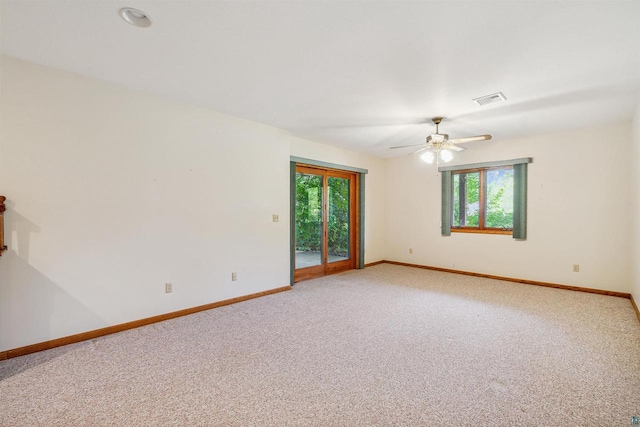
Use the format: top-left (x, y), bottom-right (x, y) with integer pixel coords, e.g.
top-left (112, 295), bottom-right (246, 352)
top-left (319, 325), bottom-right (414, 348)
top-left (295, 174), bottom-right (350, 257)
top-left (452, 168), bottom-right (513, 230)
top-left (295, 174), bottom-right (322, 252)
top-left (328, 177), bottom-right (349, 257)
top-left (486, 169), bottom-right (514, 229)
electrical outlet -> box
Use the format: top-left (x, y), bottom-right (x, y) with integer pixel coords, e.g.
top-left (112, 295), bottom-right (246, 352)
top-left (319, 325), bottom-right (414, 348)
top-left (272, 214), bottom-right (279, 222)
top-left (409, 248), bottom-right (413, 254)
top-left (573, 264), bottom-right (580, 273)
top-left (165, 282), bottom-right (173, 293)
top-left (232, 272), bottom-right (238, 281)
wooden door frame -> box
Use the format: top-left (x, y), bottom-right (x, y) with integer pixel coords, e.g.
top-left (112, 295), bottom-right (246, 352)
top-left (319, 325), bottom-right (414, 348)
top-left (290, 157), bottom-right (368, 285)
top-left (292, 165), bottom-right (357, 282)
top-left (323, 169), bottom-right (357, 275)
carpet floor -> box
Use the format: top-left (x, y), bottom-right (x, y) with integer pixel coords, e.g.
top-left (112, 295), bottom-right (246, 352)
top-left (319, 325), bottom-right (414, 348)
top-left (1, 264), bottom-right (639, 426)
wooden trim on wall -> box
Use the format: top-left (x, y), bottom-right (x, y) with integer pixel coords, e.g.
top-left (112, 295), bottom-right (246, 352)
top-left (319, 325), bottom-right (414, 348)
top-left (358, 173), bottom-right (365, 269)
top-left (364, 260), bottom-right (386, 268)
top-left (631, 294), bottom-right (640, 323)
top-left (5, 265), bottom-right (636, 361)
top-left (0, 286), bottom-right (291, 361)
top-left (373, 260), bottom-right (632, 299)
top-left (293, 165), bottom-right (358, 283)
top-left (289, 156), bottom-right (368, 174)
top-left (451, 228), bottom-right (513, 235)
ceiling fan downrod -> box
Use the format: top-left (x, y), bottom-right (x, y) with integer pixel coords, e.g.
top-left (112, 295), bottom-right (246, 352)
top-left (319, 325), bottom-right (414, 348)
top-left (432, 117), bottom-right (442, 133)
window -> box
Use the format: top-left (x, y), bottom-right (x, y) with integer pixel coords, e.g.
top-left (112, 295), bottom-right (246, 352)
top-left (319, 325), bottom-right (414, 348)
top-left (452, 166), bottom-right (514, 234)
top-left (440, 158), bottom-right (531, 239)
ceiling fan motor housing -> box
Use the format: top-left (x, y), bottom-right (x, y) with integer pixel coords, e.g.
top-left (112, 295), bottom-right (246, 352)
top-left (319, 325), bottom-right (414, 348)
top-left (427, 133), bottom-right (447, 143)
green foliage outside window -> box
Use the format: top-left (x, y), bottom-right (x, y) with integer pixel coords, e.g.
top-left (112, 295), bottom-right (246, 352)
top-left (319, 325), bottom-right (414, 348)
top-left (327, 177), bottom-right (350, 257)
top-left (452, 168), bottom-right (513, 230)
top-left (295, 174), bottom-right (350, 256)
top-left (485, 169), bottom-right (513, 229)
top-left (295, 174), bottom-right (322, 252)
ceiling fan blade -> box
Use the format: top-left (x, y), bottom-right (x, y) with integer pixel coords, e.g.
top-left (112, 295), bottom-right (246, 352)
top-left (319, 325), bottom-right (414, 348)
top-left (409, 147), bottom-right (427, 156)
top-left (389, 143), bottom-right (427, 149)
top-left (448, 144), bottom-right (467, 152)
top-left (449, 134), bottom-right (492, 144)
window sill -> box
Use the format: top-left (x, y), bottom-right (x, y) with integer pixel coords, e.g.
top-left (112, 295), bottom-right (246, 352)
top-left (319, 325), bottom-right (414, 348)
top-left (451, 228), bottom-right (512, 235)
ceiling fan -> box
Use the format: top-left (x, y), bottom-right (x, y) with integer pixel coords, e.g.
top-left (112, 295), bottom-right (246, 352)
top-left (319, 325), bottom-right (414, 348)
top-left (390, 117), bottom-right (491, 165)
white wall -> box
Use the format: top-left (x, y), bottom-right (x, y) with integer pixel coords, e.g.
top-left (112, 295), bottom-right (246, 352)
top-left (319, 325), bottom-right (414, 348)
top-left (0, 56), bottom-right (386, 351)
top-left (631, 102), bottom-right (640, 302)
top-left (385, 122), bottom-right (633, 293)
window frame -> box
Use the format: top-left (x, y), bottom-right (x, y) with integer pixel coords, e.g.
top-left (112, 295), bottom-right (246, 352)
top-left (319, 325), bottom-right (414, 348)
top-left (451, 165), bottom-right (514, 235)
top-left (439, 157), bottom-right (532, 240)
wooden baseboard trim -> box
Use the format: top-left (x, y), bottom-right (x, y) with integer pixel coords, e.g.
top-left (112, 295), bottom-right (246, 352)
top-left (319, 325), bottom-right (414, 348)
top-left (364, 260), bottom-right (386, 268)
top-left (0, 285), bottom-right (291, 361)
top-left (381, 260), bottom-right (631, 299)
top-left (631, 294), bottom-right (640, 323)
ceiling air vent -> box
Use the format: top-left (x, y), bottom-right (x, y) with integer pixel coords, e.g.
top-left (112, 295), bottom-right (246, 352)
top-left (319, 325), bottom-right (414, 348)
top-left (472, 92), bottom-right (507, 106)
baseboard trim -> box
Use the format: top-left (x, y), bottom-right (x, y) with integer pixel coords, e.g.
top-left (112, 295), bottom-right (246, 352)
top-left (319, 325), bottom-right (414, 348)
top-left (364, 260), bottom-right (386, 268)
top-left (378, 260), bottom-right (631, 299)
top-left (0, 285), bottom-right (291, 361)
top-left (631, 294), bottom-right (640, 323)
top-left (3, 267), bottom-right (634, 361)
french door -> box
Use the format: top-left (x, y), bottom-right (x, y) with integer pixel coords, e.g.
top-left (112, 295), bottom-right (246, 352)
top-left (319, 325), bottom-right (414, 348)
top-left (294, 165), bottom-right (357, 282)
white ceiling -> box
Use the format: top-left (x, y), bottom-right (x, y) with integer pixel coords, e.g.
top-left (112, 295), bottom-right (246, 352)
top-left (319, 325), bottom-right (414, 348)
top-left (2, 1), bottom-right (639, 158)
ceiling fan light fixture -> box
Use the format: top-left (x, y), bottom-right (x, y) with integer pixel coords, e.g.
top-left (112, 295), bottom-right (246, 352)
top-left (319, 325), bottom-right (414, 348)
top-left (440, 150), bottom-right (453, 163)
top-left (421, 151), bottom-right (435, 164)
top-left (389, 116), bottom-right (492, 167)
top-left (428, 134), bottom-right (446, 143)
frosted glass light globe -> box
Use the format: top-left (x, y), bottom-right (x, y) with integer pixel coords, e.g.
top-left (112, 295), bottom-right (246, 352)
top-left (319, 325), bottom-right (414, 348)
top-left (421, 151), bottom-right (435, 163)
top-left (440, 149), bottom-right (453, 162)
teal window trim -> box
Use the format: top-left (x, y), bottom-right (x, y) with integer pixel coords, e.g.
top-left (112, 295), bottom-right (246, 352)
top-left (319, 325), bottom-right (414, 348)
top-left (289, 162), bottom-right (297, 286)
top-left (441, 171), bottom-right (452, 236)
top-left (440, 158), bottom-right (532, 239)
top-left (438, 158), bottom-right (532, 173)
top-left (512, 163), bottom-right (528, 240)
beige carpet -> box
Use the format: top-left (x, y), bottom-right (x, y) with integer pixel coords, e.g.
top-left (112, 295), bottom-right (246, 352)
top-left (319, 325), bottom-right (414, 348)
top-left (1, 264), bottom-right (639, 426)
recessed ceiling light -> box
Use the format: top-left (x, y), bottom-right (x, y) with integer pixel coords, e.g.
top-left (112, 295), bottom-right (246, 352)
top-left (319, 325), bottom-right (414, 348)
top-left (119, 7), bottom-right (152, 28)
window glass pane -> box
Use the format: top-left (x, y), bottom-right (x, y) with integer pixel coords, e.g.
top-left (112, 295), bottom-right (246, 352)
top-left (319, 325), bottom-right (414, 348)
top-left (465, 172), bottom-right (480, 227)
top-left (295, 173), bottom-right (323, 268)
top-left (327, 176), bottom-right (350, 263)
top-left (485, 168), bottom-right (514, 229)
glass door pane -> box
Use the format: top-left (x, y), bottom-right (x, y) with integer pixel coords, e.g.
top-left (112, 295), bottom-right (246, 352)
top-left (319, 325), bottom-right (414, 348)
top-left (327, 176), bottom-right (350, 264)
top-left (295, 172), bottom-right (323, 269)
